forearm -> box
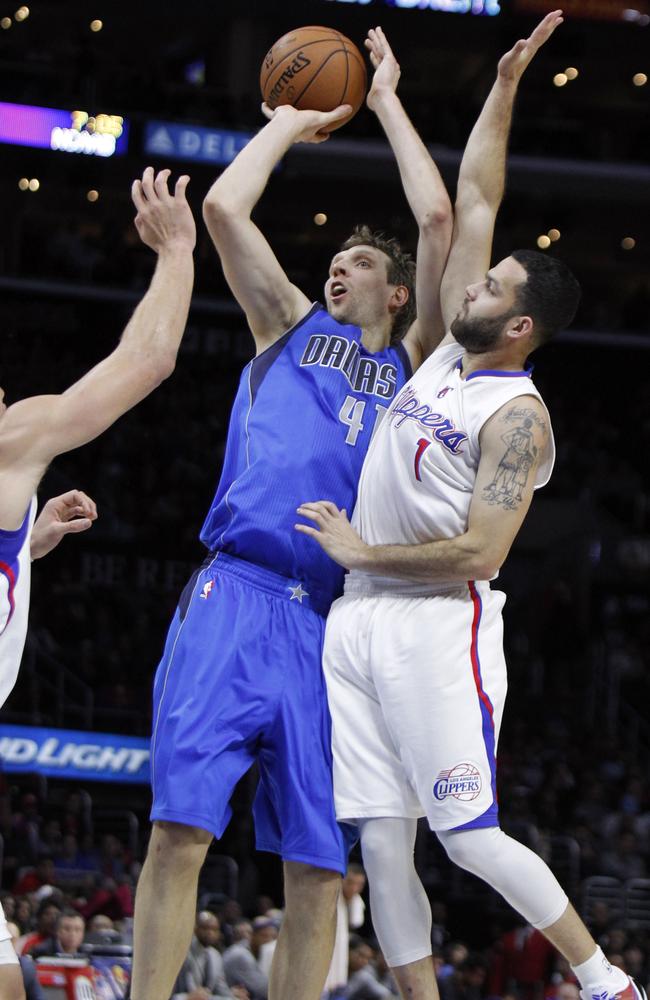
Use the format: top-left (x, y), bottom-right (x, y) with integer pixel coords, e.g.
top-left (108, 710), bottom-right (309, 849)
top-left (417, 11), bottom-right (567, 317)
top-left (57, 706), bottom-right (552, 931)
top-left (204, 117), bottom-right (298, 218)
top-left (372, 91), bottom-right (450, 228)
top-left (118, 245), bottom-right (194, 371)
top-left (456, 76), bottom-right (517, 211)
top-left (353, 532), bottom-right (497, 584)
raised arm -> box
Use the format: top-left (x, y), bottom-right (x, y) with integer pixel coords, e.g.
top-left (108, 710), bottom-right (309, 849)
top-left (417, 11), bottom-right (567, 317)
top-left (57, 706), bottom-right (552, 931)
top-left (202, 103), bottom-right (351, 352)
top-left (366, 27), bottom-right (452, 368)
top-left (440, 10), bottom-right (563, 334)
top-left (295, 395), bottom-right (550, 583)
top-left (0, 168), bottom-right (195, 526)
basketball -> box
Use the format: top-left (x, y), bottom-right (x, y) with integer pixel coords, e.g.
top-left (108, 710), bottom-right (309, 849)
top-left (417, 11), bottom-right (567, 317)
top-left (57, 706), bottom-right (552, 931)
top-left (260, 26), bottom-right (367, 131)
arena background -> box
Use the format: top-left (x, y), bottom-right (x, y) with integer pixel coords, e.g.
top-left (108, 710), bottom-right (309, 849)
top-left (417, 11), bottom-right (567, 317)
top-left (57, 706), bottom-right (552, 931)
top-left (1, 0), bottom-right (649, 988)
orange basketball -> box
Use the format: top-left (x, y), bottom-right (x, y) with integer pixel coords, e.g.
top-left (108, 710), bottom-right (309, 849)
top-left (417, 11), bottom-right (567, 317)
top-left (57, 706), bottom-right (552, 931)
top-left (260, 26), bottom-right (367, 131)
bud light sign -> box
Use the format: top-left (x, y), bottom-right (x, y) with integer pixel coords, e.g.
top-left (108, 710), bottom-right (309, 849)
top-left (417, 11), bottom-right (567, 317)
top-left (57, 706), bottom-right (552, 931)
top-left (0, 725), bottom-right (149, 783)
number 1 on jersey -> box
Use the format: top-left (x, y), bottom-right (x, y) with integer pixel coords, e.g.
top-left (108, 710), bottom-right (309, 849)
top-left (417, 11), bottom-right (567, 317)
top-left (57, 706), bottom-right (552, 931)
top-left (414, 437), bottom-right (431, 481)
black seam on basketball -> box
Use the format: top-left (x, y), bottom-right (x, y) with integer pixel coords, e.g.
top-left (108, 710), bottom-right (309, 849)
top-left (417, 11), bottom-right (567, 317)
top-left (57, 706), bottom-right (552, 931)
top-left (289, 49), bottom-right (350, 109)
top-left (339, 41), bottom-right (351, 106)
top-left (261, 35), bottom-right (345, 91)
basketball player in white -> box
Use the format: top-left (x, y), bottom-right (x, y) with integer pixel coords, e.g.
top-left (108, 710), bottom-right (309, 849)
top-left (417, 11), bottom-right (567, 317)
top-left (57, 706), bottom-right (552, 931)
top-left (297, 13), bottom-right (645, 1000)
top-left (0, 167), bottom-right (195, 1000)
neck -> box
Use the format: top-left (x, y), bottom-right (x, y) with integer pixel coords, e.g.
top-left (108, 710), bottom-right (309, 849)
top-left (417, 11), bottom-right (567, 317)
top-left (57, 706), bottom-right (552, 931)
top-left (460, 345), bottom-right (528, 378)
top-left (360, 318), bottom-right (393, 353)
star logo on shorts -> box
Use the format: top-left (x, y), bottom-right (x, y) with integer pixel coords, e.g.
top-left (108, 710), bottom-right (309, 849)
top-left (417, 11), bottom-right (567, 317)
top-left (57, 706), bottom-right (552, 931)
top-left (288, 583), bottom-right (309, 604)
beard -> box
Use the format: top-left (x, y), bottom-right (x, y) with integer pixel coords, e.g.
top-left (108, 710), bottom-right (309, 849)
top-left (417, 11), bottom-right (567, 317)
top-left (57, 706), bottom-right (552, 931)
top-left (450, 309), bottom-right (516, 354)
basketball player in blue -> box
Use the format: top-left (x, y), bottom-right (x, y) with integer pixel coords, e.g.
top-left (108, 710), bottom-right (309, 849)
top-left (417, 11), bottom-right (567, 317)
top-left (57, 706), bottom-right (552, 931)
top-left (130, 30), bottom-right (453, 1000)
top-left (0, 166), bottom-right (195, 1000)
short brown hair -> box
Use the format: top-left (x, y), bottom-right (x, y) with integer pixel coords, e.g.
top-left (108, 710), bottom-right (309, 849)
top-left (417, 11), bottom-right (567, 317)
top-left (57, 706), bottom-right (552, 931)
top-left (340, 225), bottom-right (416, 343)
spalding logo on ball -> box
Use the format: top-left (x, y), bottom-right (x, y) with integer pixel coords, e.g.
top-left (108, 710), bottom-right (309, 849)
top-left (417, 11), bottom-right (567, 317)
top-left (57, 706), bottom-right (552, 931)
top-left (260, 26), bottom-right (367, 131)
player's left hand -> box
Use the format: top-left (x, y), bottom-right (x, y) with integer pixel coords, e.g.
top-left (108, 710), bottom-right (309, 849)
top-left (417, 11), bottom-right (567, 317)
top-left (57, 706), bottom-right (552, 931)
top-left (498, 10), bottom-right (563, 84)
top-left (365, 26), bottom-right (401, 111)
top-left (296, 501), bottom-right (368, 569)
top-left (31, 490), bottom-right (97, 560)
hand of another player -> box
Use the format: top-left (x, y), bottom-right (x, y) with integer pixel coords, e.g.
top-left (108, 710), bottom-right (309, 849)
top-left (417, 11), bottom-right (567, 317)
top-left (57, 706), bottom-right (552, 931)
top-left (365, 26), bottom-right (401, 111)
top-left (131, 167), bottom-right (196, 254)
top-left (231, 988), bottom-right (250, 1000)
top-left (261, 102), bottom-right (352, 143)
top-left (295, 501), bottom-right (369, 569)
top-left (498, 10), bottom-right (563, 84)
top-left (30, 490), bottom-right (98, 560)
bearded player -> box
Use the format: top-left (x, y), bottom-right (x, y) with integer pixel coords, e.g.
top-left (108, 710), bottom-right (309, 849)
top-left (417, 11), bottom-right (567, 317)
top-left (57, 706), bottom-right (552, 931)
top-left (298, 14), bottom-right (645, 1000)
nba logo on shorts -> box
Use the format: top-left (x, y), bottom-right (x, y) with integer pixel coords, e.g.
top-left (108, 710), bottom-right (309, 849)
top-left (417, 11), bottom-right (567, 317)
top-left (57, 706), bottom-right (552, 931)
top-left (200, 579), bottom-right (215, 600)
top-left (433, 762), bottom-right (481, 801)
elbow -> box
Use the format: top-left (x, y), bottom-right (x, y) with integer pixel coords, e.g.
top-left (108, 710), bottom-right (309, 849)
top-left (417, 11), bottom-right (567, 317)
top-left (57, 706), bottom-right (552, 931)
top-left (464, 538), bottom-right (505, 581)
top-left (418, 204), bottom-right (453, 235)
top-left (202, 191), bottom-right (241, 229)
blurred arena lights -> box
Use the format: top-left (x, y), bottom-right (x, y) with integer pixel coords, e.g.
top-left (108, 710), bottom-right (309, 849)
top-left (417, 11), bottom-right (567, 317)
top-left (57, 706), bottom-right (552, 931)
top-left (17, 177), bottom-right (28, 191)
top-left (27, 177), bottom-right (39, 191)
top-left (553, 73), bottom-right (568, 87)
top-left (14, 5), bottom-right (28, 21)
top-left (90, 18), bottom-right (103, 32)
top-left (0, 16), bottom-right (11, 27)
top-left (565, 67), bottom-right (579, 80)
top-left (537, 235), bottom-right (551, 249)
top-left (313, 212), bottom-right (327, 226)
top-left (548, 228), bottom-right (561, 242)
top-left (621, 236), bottom-right (636, 249)
top-left (632, 72), bottom-right (648, 85)
top-left (86, 189), bottom-right (99, 202)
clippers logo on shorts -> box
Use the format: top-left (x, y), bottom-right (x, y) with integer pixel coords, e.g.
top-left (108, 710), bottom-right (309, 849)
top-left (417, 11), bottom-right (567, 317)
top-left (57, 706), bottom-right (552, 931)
top-left (433, 762), bottom-right (482, 802)
top-left (200, 579), bottom-right (215, 600)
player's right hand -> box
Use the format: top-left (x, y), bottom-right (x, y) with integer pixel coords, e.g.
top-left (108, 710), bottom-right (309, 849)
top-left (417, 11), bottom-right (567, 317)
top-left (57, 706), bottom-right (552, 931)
top-left (498, 9), bottom-right (563, 84)
top-left (131, 167), bottom-right (196, 254)
top-left (261, 102), bottom-right (352, 143)
top-left (365, 26), bottom-right (401, 111)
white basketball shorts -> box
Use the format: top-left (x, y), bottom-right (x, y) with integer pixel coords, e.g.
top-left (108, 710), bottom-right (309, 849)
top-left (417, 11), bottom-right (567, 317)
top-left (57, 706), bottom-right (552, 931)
top-left (323, 581), bottom-right (507, 831)
top-left (0, 901), bottom-right (18, 964)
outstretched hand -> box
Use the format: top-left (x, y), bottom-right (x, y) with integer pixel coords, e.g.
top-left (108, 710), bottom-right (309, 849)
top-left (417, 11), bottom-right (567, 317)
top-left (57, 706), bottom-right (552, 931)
top-left (261, 102), bottom-right (353, 143)
top-left (295, 501), bottom-right (368, 570)
top-left (365, 26), bottom-right (401, 111)
top-left (131, 167), bottom-right (196, 254)
top-left (498, 9), bottom-right (563, 84)
top-left (31, 490), bottom-right (97, 560)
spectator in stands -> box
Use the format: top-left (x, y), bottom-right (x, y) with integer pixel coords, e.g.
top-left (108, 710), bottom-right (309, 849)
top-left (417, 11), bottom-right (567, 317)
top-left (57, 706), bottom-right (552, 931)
top-left (487, 924), bottom-right (556, 1000)
top-left (346, 935), bottom-right (395, 999)
top-left (31, 909), bottom-right (85, 958)
top-left (85, 913), bottom-right (123, 946)
top-left (17, 898), bottom-right (62, 955)
top-left (547, 983), bottom-right (579, 1000)
top-left (79, 874), bottom-right (134, 921)
top-left (13, 897), bottom-right (33, 935)
top-left (13, 857), bottom-right (56, 896)
top-left (599, 832), bottom-right (647, 880)
top-left (223, 918), bottom-right (274, 1000)
top-left (438, 942), bottom-right (469, 981)
top-left (173, 910), bottom-right (248, 999)
top-left (6, 921), bottom-right (44, 1000)
top-left (438, 954), bottom-right (487, 1000)
top-left (325, 863), bottom-right (367, 997)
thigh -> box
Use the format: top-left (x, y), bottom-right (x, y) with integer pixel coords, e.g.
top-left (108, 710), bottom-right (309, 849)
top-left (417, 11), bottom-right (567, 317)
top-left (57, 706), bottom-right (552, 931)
top-left (151, 560), bottom-right (282, 838)
top-left (372, 585), bottom-right (507, 832)
top-left (322, 597), bottom-right (423, 823)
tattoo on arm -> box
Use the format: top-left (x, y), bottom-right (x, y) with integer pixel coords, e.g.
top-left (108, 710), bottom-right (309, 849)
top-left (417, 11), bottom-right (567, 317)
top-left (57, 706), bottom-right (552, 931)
top-left (482, 414), bottom-right (544, 510)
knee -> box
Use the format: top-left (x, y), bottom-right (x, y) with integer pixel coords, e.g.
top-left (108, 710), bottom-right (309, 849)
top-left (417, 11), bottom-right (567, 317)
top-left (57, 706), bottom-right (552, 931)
top-left (283, 862), bottom-right (340, 918)
top-left (360, 821), bottom-right (398, 872)
top-left (438, 827), bottom-right (501, 874)
top-left (145, 820), bottom-right (212, 873)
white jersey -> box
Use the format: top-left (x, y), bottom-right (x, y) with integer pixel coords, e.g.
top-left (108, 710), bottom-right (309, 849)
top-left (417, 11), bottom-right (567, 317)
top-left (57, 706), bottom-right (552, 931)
top-left (0, 497), bottom-right (36, 709)
top-left (347, 341), bottom-right (555, 597)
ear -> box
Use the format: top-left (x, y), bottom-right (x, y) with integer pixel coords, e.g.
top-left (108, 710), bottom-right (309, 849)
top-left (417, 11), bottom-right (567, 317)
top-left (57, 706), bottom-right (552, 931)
top-left (506, 314), bottom-right (533, 342)
top-left (390, 284), bottom-right (409, 310)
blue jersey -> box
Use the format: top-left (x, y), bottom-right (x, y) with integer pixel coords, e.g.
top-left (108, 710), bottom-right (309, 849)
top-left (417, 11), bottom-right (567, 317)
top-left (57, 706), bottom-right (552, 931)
top-left (200, 304), bottom-right (412, 609)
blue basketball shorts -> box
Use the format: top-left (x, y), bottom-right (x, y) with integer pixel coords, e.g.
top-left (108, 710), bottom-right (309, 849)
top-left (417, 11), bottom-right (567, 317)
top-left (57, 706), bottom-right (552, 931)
top-left (150, 551), bottom-right (348, 875)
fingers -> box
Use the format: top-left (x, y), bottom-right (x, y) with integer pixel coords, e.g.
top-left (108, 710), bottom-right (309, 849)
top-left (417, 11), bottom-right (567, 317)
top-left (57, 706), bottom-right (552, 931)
top-left (294, 523), bottom-right (321, 539)
top-left (153, 168), bottom-right (172, 201)
top-left (261, 102), bottom-right (274, 120)
top-left (131, 178), bottom-right (146, 214)
top-left (323, 104), bottom-right (353, 125)
top-left (60, 518), bottom-right (93, 535)
top-left (174, 174), bottom-right (190, 200)
top-left (140, 165), bottom-right (156, 202)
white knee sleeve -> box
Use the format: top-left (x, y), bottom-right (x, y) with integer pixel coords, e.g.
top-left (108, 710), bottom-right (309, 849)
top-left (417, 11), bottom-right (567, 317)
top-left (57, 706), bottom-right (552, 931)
top-left (437, 827), bottom-right (568, 929)
top-left (0, 938), bottom-right (18, 965)
top-left (359, 817), bottom-right (433, 968)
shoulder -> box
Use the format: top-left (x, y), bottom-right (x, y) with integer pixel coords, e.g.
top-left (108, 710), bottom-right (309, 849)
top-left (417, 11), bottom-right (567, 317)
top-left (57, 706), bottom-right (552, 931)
top-left (480, 394), bottom-right (550, 453)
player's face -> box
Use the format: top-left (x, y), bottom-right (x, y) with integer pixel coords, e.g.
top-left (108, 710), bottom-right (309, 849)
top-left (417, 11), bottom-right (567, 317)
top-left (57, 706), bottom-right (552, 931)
top-left (324, 245), bottom-right (396, 326)
top-left (451, 256), bottom-right (528, 354)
